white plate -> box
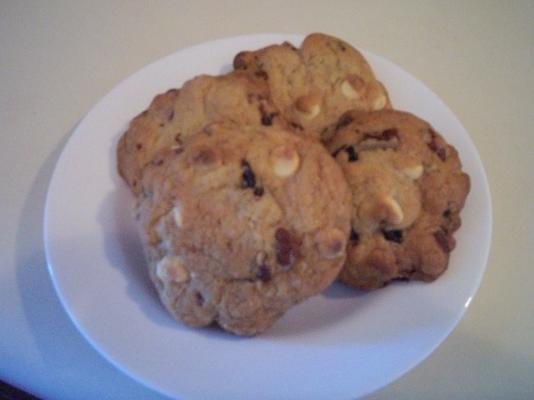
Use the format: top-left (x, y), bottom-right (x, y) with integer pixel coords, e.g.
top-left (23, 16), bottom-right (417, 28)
top-left (44, 34), bottom-right (492, 400)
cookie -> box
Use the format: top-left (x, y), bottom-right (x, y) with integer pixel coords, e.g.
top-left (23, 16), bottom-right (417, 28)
top-left (135, 123), bottom-right (352, 335)
top-left (233, 33), bottom-right (391, 140)
top-left (117, 71), bottom-right (280, 195)
top-left (326, 109), bottom-right (470, 289)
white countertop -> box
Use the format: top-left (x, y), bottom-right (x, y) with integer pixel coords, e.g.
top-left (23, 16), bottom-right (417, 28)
top-left (1, 1), bottom-right (533, 398)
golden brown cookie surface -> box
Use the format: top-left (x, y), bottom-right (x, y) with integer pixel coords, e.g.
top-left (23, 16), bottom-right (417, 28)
top-left (136, 124), bottom-right (352, 335)
top-left (117, 71), bottom-right (280, 195)
top-left (233, 33), bottom-right (391, 140)
top-left (326, 109), bottom-right (470, 289)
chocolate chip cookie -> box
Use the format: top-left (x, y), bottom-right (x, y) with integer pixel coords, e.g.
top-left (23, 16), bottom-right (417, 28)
top-left (233, 33), bottom-right (391, 140)
top-left (135, 123), bottom-right (351, 335)
top-left (117, 71), bottom-right (280, 195)
top-left (326, 109), bottom-right (470, 289)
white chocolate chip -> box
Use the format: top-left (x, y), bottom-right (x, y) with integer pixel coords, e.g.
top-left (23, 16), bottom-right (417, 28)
top-left (156, 256), bottom-right (189, 283)
top-left (155, 258), bottom-right (167, 280)
top-left (295, 94), bottom-right (321, 119)
top-left (403, 165), bottom-right (424, 180)
top-left (341, 75), bottom-right (365, 99)
top-left (255, 251), bottom-right (267, 265)
top-left (341, 80), bottom-right (361, 99)
top-left (302, 103), bottom-right (320, 119)
top-left (172, 206), bottom-right (183, 227)
top-left (382, 196), bottom-right (404, 225)
top-left (272, 146), bottom-right (300, 177)
top-left (371, 94), bottom-right (387, 110)
top-left (315, 228), bottom-right (347, 259)
top-left (425, 163), bottom-right (438, 172)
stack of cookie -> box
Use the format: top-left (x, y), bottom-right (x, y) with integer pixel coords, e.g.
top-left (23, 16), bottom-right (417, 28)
top-left (117, 33), bottom-right (470, 336)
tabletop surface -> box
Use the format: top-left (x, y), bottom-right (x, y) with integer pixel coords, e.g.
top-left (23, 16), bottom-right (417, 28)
top-left (1, 1), bottom-right (533, 399)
